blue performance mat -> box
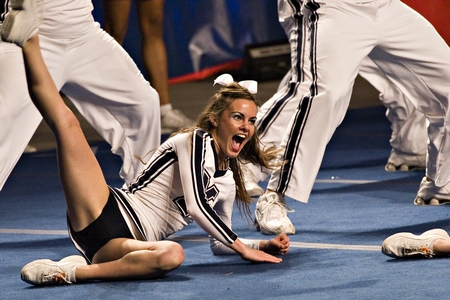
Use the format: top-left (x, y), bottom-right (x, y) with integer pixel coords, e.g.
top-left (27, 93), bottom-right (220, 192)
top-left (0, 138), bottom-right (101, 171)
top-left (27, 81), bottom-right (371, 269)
top-left (1, 106), bottom-right (449, 299)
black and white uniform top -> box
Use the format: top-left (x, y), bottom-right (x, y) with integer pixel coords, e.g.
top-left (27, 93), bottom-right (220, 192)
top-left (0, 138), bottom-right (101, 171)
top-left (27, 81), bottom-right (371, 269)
top-left (116, 128), bottom-right (259, 254)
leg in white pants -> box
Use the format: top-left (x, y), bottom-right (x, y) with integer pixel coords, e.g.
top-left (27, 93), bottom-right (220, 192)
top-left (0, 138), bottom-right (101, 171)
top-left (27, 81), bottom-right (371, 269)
top-left (0, 42), bottom-right (42, 190)
top-left (358, 57), bottom-right (427, 170)
top-left (268, 0), bottom-right (450, 203)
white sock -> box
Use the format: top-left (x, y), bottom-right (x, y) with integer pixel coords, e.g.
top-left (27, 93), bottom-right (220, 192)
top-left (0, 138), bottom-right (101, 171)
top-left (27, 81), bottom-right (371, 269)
top-left (160, 103), bottom-right (172, 116)
top-left (67, 265), bottom-right (79, 283)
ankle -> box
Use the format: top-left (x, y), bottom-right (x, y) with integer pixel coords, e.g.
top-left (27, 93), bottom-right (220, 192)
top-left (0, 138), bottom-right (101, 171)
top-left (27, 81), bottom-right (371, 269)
top-left (432, 238), bottom-right (450, 256)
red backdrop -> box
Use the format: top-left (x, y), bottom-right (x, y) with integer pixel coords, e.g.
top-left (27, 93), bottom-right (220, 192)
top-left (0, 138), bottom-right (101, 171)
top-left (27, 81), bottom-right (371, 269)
top-left (402, 0), bottom-right (450, 45)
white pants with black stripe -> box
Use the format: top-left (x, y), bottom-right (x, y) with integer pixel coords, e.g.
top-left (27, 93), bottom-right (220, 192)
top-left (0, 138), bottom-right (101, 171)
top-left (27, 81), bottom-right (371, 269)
top-left (266, 0), bottom-right (450, 203)
top-left (248, 0), bottom-right (428, 197)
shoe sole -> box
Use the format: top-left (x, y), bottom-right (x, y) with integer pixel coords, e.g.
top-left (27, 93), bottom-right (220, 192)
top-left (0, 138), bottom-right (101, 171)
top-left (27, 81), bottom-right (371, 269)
top-left (385, 163), bottom-right (425, 172)
top-left (414, 196), bottom-right (450, 206)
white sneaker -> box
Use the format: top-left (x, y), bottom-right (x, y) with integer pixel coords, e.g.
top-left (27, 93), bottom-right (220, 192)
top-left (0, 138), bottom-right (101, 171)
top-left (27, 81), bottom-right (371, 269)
top-left (21, 255), bottom-right (87, 286)
top-left (385, 149), bottom-right (426, 172)
top-left (0, 0), bottom-right (43, 47)
top-left (414, 177), bottom-right (450, 205)
top-left (241, 164), bottom-right (264, 197)
top-left (255, 192), bottom-right (295, 235)
top-left (161, 108), bottom-right (195, 134)
top-left (381, 229), bottom-right (450, 259)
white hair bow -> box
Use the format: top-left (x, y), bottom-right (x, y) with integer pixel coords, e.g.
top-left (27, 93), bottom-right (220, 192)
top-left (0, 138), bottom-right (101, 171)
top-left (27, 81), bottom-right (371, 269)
top-left (213, 73), bottom-right (258, 94)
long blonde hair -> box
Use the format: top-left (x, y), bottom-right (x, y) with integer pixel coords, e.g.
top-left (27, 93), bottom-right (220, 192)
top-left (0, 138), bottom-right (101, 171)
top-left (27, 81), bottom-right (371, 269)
top-left (175, 82), bottom-right (281, 219)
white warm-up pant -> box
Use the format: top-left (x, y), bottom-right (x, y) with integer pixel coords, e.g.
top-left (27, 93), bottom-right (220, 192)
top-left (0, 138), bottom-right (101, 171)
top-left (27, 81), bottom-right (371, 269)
top-left (268, 0), bottom-right (450, 203)
top-left (0, 42), bottom-right (42, 189)
top-left (247, 0), bottom-right (428, 185)
top-left (0, 23), bottom-right (160, 189)
top-left (358, 58), bottom-right (428, 166)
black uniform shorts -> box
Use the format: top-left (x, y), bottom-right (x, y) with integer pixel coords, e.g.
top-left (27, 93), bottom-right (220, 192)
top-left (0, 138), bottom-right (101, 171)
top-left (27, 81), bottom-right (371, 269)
top-left (68, 187), bottom-right (134, 263)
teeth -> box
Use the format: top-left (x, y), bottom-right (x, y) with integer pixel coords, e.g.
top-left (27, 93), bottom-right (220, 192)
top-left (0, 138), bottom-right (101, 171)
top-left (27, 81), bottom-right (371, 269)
top-left (237, 134), bottom-right (246, 139)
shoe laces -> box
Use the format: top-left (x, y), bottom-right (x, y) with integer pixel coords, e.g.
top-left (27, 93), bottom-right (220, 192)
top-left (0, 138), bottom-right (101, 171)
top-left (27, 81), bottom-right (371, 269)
top-left (403, 244), bottom-right (433, 258)
top-left (263, 195), bottom-right (294, 217)
top-left (42, 272), bottom-right (71, 284)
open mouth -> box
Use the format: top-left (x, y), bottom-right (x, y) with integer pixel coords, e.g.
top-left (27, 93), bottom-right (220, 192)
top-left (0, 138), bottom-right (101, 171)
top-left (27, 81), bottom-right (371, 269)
top-left (232, 134), bottom-right (246, 152)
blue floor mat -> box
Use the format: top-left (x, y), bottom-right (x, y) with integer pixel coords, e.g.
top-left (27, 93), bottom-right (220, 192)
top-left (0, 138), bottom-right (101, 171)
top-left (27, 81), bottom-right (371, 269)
top-left (1, 106), bottom-right (449, 299)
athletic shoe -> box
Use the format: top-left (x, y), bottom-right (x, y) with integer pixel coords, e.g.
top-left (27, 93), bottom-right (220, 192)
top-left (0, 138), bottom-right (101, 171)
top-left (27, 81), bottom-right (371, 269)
top-left (241, 164), bottom-right (264, 197)
top-left (21, 255), bottom-right (87, 286)
top-left (0, 0), bottom-right (43, 47)
top-left (161, 108), bottom-right (195, 134)
top-left (414, 177), bottom-right (450, 205)
top-left (385, 162), bottom-right (424, 172)
top-left (24, 144), bottom-right (37, 153)
top-left (255, 192), bottom-right (295, 235)
top-left (381, 229), bottom-right (450, 259)
top-left (384, 149), bottom-right (426, 172)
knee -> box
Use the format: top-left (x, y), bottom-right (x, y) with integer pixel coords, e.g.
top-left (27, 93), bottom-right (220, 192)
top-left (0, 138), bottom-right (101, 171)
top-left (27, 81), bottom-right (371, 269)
top-left (128, 88), bottom-right (160, 124)
top-left (137, 84), bottom-right (160, 109)
top-left (154, 241), bottom-right (185, 272)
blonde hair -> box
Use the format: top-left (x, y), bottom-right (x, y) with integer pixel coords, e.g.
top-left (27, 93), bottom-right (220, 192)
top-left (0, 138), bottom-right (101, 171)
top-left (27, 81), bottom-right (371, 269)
top-left (175, 82), bottom-right (281, 220)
